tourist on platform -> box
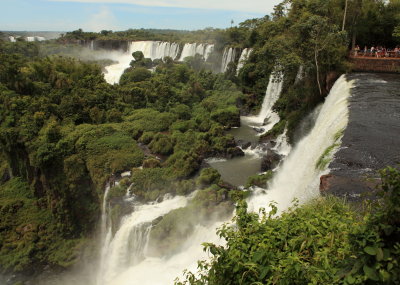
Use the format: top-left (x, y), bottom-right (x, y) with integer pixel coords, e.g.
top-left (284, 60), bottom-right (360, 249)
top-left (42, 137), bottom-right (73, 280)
top-left (355, 45), bottom-right (360, 56)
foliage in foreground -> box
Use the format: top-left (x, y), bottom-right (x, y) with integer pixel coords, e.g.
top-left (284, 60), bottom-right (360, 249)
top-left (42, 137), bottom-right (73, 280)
top-left (177, 167), bottom-right (400, 285)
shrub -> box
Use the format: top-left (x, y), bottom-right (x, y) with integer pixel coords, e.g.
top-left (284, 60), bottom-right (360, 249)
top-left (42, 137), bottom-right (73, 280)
top-left (197, 168), bottom-right (221, 188)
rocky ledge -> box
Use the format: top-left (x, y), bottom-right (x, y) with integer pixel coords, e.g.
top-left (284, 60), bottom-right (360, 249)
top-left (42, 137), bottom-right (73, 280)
top-left (321, 73), bottom-right (400, 200)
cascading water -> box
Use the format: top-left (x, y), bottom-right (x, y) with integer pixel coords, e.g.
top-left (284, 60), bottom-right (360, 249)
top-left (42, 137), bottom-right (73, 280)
top-left (104, 41), bottom-right (214, 84)
top-left (97, 193), bottom-right (193, 285)
top-left (208, 69), bottom-right (284, 186)
top-left (221, 47), bottom-right (237, 72)
top-left (243, 71), bottom-right (283, 132)
top-left (179, 43), bottom-right (214, 61)
top-left (103, 43), bottom-right (135, 85)
top-left (130, 41), bottom-right (180, 60)
top-left (89, 75), bottom-right (352, 285)
top-left (236, 48), bottom-right (252, 74)
top-left (295, 65), bottom-right (305, 84)
top-left (247, 75), bottom-right (351, 212)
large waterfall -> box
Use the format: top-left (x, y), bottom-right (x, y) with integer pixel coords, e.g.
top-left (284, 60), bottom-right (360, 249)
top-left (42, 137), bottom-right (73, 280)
top-left (130, 41), bottom-right (180, 60)
top-left (248, 75), bottom-right (351, 212)
top-left (97, 193), bottom-right (198, 285)
top-left (104, 41), bottom-right (214, 84)
top-left (88, 75), bottom-right (352, 285)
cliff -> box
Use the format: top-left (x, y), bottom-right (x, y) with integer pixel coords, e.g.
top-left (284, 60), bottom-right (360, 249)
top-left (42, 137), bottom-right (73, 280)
top-left (321, 73), bottom-right (400, 199)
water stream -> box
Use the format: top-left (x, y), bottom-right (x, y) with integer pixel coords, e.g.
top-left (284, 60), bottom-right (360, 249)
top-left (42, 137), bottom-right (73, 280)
top-left (208, 71), bottom-right (285, 187)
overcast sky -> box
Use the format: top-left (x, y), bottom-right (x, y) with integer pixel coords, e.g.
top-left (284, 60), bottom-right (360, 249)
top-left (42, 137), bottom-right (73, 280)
top-left (1, 0), bottom-right (282, 32)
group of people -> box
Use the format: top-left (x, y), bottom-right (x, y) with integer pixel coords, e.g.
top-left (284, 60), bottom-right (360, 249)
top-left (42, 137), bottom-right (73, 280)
top-left (353, 45), bottom-right (400, 58)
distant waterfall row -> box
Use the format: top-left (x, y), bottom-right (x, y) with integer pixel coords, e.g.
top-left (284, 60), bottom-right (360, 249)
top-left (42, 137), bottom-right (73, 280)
top-left (102, 40), bottom-right (253, 84)
top-left (7, 36), bottom-right (46, 42)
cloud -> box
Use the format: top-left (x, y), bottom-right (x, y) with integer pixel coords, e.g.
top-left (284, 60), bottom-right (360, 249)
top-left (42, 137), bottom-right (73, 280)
top-left (83, 6), bottom-right (119, 32)
top-left (48, 0), bottom-right (280, 14)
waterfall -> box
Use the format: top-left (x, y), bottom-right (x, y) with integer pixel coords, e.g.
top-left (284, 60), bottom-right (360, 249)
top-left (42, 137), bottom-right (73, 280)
top-left (295, 65), bottom-right (305, 84)
top-left (179, 43), bottom-right (214, 61)
top-left (236, 48), bottom-right (252, 74)
top-left (243, 71), bottom-right (283, 134)
top-left (89, 75), bottom-right (352, 285)
top-left (272, 128), bottom-right (291, 156)
top-left (103, 44), bottom-right (135, 85)
top-left (247, 75), bottom-right (351, 212)
top-left (204, 44), bottom-right (214, 61)
top-left (130, 41), bottom-right (180, 60)
top-left (104, 41), bottom-right (216, 84)
top-left (97, 194), bottom-right (191, 285)
top-left (221, 47), bottom-right (237, 73)
top-left (8, 36), bottom-right (16, 42)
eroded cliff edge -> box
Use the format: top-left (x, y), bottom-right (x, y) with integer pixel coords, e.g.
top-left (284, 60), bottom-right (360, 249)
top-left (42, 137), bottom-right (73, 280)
top-left (321, 73), bottom-right (400, 199)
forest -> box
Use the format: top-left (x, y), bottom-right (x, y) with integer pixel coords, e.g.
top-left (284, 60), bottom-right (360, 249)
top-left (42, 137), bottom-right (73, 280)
top-left (0, 0), bottom-right (399, 284)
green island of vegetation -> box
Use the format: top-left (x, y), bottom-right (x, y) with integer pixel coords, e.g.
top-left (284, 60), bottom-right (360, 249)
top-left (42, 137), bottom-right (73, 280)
top-left (0, 0), bottom-right (399, 284)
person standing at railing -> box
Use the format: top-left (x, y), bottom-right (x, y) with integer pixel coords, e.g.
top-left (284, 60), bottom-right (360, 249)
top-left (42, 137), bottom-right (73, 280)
top-left (354, 45), bottom-right (360, 56)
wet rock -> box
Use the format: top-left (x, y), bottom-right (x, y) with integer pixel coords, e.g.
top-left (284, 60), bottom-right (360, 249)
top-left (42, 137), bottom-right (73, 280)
top-left (326, 73), bottom-right (400, 200)
top-left (241, 142), bottom-right (252, 150)
top-left (261, 151), bottom-right (281, 172)
top-left (319, 174), bottom-right (333, 193)
top-left (226, 147), bottom-right (245, 159)
top-left (319, 174), bottom-right (381, 201)
top-left (253, 127), bottom-right (265, 133)
top-left (152, 216), bottom-right (163, 226)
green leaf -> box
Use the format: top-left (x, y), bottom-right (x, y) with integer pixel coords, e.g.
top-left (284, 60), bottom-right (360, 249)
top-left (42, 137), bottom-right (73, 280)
top-left (345, 275), bottom-right (356, 284)
top-left (259, 267), bottom-right (269, 280)
top-left (376, 248), bottom-right (383, 261)
top-left (364, 246), bottom-right (377, 255)
top-left (363, 265), bottom-right (379, 281)
top-left (252, 251), bottom-right (264, 263)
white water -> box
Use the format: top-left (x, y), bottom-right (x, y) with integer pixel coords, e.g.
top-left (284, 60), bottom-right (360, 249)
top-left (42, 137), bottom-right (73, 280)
top-left (221, 47), bottom-right (237, 72)
top-left (130, 41), bottom-right (180, 61)
top-left (103, 48), bottom-right (135, 84)
top-left (97, 194), bottom-right (193, 285)
top-left (272, 127), bottom-right (291, 156)
top-left (236, 48), bottom-right (252, 74)
top-left (8, 36), bottom-right (16, 42)
top-left (247, 75), bottom-right (351, 213)
top-left (88, 75), bottom-right (352, 285)
top-left (104, 41), bottom-right (214, 84)
top-left (179, 43), bottom-right (214, 61)
top-left (25, 36), bottom-right (45, 42)
top-left (295, 65), bottom-right (305, 84)
top-left (243, 71), bottom-right (283, 134)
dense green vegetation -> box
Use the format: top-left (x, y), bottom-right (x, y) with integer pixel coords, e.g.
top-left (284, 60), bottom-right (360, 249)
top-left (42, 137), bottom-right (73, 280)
top-left (1, 0), bottom-right (399, 281)
top-left (177, 167), bottom-right (400, 285)
top-left (57, 1), bottom-right (400, 143)
top-left (0, 38), bottom-right (243, 275)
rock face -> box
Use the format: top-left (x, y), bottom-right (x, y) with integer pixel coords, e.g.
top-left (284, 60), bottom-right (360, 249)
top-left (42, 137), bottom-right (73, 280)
top-left (226, 147), bottom-right (245, 159)
top-left (261, 151), bottom-right (281, 172)
top-left (321, 73), bottom-right (400, 199)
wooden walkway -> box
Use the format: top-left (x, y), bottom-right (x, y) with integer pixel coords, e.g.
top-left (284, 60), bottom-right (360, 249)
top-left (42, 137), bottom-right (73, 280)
top-left (349, 54), bottom-right (400, 73)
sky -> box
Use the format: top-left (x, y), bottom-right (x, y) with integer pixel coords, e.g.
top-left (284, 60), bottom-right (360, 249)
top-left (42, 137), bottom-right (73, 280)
top-left (0, 0), bottom-right (282, 32)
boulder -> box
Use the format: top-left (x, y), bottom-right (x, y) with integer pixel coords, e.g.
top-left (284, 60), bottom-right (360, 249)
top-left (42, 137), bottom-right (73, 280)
top-left (261, 151), bottom-right (281, 171)
top-left (253, 127), bottom-right (265, 133)
top-left (226, 147), bottom-right (245, 159)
